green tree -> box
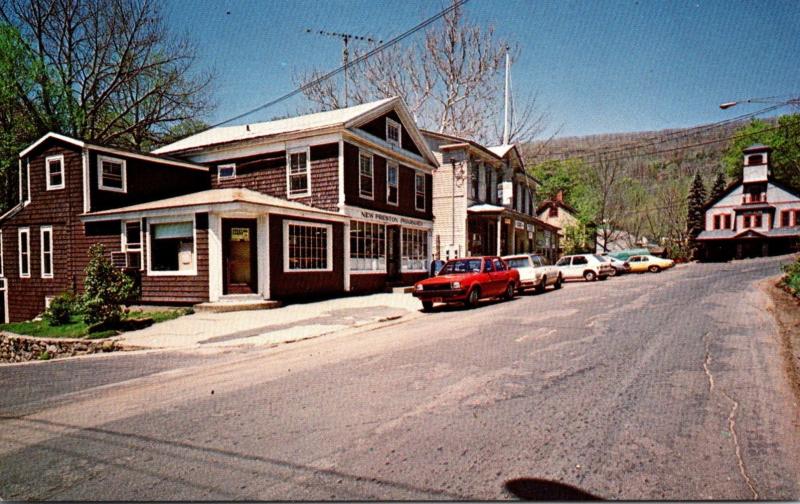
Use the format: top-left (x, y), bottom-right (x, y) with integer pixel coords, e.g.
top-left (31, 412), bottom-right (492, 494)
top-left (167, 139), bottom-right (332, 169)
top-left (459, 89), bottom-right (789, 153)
top-left (709, 171), bottom-right (727, 203)
top-left (722, 115), bottom-right (800, 190)
top-left (687, 172), bottom-right (707, 258)
top-left (81, 244), bottom-right (137, 327)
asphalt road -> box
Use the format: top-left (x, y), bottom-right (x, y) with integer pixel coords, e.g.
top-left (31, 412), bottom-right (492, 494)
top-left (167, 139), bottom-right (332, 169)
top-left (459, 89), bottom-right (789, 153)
top-left (2, 256), bottom-right (799, 500)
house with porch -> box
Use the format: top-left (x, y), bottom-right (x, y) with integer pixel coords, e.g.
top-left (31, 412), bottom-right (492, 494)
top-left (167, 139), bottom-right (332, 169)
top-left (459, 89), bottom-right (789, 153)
top-left (423, 130), bottom-right (560, 263)
top-left (0, 97), bottom-right (437, 322)
top-left (696, 144), bottom-right (800, 260)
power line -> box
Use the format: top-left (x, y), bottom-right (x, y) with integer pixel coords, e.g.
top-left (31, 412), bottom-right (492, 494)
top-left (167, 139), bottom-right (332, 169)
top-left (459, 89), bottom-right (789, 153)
top-left (201, 0), bottom-right (469, 132)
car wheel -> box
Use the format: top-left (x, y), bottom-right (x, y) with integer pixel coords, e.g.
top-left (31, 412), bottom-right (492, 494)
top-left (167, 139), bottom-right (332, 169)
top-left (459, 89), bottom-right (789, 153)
top-left (554, 275), bottom-right (563, 289)
top-left (503, 282), bottom-right (515, 300)
top-left (648, 265), bottom-right (661, 273)
top-left (535, 276), bottom-right (547, 293)
top-left (608, 268), bottom-right (617, 277)
top-left (583, 270), bottom-right (597, 282)
top-left (421, 301), bottom-right (433, 312)
top-left (465, 287), bottom-right (480, 308)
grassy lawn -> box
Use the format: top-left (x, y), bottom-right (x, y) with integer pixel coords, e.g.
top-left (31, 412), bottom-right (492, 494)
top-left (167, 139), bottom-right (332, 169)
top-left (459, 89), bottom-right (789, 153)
top-left (0, 308), bottom-right (192, 339)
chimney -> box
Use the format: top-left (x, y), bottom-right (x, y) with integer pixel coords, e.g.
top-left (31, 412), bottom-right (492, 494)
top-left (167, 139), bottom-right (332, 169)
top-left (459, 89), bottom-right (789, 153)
top-left (555, 190), bottom-right (564, 203)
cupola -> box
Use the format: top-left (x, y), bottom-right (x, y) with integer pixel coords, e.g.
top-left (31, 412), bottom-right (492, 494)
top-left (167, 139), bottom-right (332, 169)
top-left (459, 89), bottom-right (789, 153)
top-left (742, 144), bottom-right (771, 183)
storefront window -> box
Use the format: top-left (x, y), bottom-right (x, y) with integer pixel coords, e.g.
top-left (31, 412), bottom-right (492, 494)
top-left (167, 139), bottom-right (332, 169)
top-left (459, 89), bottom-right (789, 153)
top-left (150, 221), bottom-right (195, 273)
top-left (285, 222), bottom-right (330, 271)
top-left (350, 220), bottom-right (385, 272)
top-left (402, 228), bottom-right (428, 271)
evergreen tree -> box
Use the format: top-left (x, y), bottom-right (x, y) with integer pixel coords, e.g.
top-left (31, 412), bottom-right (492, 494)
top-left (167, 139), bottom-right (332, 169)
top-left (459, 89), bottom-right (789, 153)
top-left (710, 172), bottom-right (727, 203)
top-left (687, 173), bottom-right (707, 258)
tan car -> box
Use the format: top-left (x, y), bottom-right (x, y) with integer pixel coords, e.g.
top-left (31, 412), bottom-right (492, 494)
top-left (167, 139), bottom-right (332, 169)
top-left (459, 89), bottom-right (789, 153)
top-left (627, 254), bottom-right (675, 273)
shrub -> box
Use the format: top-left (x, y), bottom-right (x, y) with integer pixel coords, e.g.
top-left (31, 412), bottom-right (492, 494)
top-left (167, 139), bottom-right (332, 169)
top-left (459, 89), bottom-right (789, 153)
top-left (42, 292), bottom-right (77, 326)
top-left (81, 244), bottom-right (138, 326)
top-left (781, 257), bottom-right (800, 298)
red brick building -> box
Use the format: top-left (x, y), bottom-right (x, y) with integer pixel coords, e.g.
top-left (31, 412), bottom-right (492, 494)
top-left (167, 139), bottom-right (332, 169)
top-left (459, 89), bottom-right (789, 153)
top-left (0, 98), bottom-right (437, 322)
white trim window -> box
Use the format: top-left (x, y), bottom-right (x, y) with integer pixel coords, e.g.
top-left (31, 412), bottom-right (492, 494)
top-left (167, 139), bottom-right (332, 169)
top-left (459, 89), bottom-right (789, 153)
top-left (40, 226), bottom-right (53, 278)
top-left (350, 220), bottom-right (385, 272)
top-left (386, 162), bottom-right (399, 206)
top-left (386, 118), bottom-right (402, 148)
top-left (122, 220), bottom-right (143, 269)
top-left (98, 155), bottom-right (127, 193)
top-left (283, 220), bottom-right (333, 272)
top-left (45, 154), bottom-right (65, 190)
top-left (287, 148), bottom-right (311, 198)
top-left (217, 163), bottom-right (236, 181)
top-left (414, 172), bottom-right (426, 211)
top-left (402, 228), bottom-right (428, 272)
top-left (147, 219), bottom-right (196, 276)
top-left (359, 151), bottom-right (374, 199)
top-left (18, 227), bottom-right (30, 278)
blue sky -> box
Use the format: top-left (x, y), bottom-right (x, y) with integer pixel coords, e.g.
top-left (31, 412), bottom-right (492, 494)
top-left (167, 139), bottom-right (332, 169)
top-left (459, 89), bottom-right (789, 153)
top-left (165, 0), bottom-right (800, 138)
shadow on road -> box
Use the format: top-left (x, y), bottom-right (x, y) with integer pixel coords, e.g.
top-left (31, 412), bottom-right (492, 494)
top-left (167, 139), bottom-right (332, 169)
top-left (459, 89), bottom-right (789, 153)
top-left (504, 477), bottom-right (602, 501)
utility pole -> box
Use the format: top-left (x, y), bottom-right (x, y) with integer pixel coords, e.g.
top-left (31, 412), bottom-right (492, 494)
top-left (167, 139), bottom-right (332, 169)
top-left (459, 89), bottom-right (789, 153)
top-left (305, 29), bottom-right (383, 107)
top-left (502, 45), bottom-right (511, 146)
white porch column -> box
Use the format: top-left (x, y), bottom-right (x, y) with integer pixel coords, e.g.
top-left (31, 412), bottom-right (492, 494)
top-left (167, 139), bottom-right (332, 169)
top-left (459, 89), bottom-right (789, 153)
top-left (496, 216), bottom-right (502, 255)
top-left (343, 220), bottom-right (351, 291)
top-left (512, 221), bottom-right (516, 254)
top-left (207, 213), bottom-right (223, 302)
top-left (258, 213), bottom-right (270, 299)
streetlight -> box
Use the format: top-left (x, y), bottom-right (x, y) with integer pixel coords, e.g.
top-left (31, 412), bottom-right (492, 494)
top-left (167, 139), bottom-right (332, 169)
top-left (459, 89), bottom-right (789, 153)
top-left (719, 95), bottom-right (800, 110)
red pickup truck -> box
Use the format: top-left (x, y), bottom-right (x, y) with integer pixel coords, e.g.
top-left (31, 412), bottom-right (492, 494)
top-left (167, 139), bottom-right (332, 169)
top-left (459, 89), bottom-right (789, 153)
top-left (412, 256), bottom-right (520, 311)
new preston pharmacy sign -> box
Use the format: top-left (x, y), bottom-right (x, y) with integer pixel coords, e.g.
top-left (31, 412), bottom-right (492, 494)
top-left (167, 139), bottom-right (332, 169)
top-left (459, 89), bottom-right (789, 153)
top-left (342, 205), bottom-right (433, 229)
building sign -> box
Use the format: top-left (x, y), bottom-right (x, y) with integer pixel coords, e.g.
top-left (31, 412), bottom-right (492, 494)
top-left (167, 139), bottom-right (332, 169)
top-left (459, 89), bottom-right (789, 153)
top-left (231, 228), bottom-right (250, 241)
top-left (514, 220), bottom-right (525, 230)
top-left (342, 205), bottom-right (432, 229)
top-left (526, 223), bottom-right (535, 232)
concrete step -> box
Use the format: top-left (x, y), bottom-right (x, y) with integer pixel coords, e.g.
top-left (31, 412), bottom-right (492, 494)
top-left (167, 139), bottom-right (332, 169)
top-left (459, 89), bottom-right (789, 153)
top-left (194, 299), bottom-right (282, 313)
top-left (389, 286), bottom-right (414, 294)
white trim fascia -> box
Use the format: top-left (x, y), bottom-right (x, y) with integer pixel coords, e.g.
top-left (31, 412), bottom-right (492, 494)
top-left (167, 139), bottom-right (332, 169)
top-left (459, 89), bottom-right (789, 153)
top-left (386, 117), bottom-right (402, 149)
top-left (18, 158), bottom-right (22, 204)
top-left (286, 146), bottom-right (312, 199)
top-left (344, 129), bottom-right (434, 173)
top-left (82, 201), bottom-right (349, 224)
top-left (208, 213), bottom-right (223, 302)
top-left (26, 159), bottom-right (31, 204)
top-left (97, 154), bottom-right (128, 193)
top-left (282, 219), bottom-right (334, 273)
top-left (175, 131), bottom-right (342, 164)
top-left (337, 137), bottom-right (345, 211)
top-left (18, 227), bottom-right (30, 278)
top-left (358, 150), bottom-right (374, 200)
top-left (217, 163), bottom-right (237, 181)
top-left (19, 132), bottom-right (85, 158)
top-left (45, 154), bottom-right (65, 190)
top-left (39, 225), bottom-right (54, 279)
top-left (386, 161), bottom-right (399, 206)
top-left (145, 214), bottom-right (198, 277)
top-left (0, 230), bottom-right (4, 277)
top-left (258, 214), bottom-right (270, 299)
top-left (82, 148), bottom-right (91, 212)
top-left (343, 220), bottom-right (350, 290)
top-left (414, 171), bottom-right (426, 212)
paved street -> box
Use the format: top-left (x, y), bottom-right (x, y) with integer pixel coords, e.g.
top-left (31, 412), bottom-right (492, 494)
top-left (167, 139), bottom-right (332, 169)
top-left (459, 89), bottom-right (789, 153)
top-left (1, 256), bottom-right (799, 500)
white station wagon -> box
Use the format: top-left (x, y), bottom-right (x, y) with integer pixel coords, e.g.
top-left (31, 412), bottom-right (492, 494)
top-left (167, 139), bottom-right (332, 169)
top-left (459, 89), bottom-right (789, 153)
top-left (555, 254), bottom-right (614, 282)
top-left (503, 254), bottom-right (563, 293)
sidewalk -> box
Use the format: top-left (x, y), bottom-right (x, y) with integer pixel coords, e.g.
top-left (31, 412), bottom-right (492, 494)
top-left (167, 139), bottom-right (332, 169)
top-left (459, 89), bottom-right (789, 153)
top-left (119, 292), bottom-right (422, 350)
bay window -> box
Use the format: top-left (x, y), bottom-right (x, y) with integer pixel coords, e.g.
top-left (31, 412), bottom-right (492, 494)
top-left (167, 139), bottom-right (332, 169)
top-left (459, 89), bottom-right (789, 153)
top-left (402, 228), bottom-right (428, 272)
top-left (350, 220), bottom-right (385, 272)
top-left (284, 221), bottom-right (332, 272)
top-left (149, 221), bottom-right (195, 274)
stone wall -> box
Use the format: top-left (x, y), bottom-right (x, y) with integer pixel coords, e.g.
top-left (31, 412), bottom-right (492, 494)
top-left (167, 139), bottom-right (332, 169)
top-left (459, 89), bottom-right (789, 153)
top-left (0, 332), bottom-right (125, 363)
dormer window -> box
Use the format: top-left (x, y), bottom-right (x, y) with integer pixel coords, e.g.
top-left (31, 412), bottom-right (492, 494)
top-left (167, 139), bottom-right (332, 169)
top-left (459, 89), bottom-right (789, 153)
top-left (218, 163), bottom-right (236, 181)
top-left (45, 155), bottom-right (64, 190)
top-left (386, 118), bottom-right (401, 148)
top-left (98, 155), bottom-right (127, 193)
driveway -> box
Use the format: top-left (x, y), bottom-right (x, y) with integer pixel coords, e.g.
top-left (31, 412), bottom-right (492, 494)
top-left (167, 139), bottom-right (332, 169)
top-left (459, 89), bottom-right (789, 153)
top-left (1, 255), bottom-right (798, 500)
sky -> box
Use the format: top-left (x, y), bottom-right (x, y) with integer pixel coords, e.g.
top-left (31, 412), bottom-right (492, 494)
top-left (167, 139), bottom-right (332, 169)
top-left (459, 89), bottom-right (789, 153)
top-left (164, 0), bottom-right (800, 139)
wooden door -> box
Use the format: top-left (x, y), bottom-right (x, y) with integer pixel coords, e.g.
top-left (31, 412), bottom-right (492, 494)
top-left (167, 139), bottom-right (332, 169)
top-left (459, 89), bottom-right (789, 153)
top-left (387, 226), bottom-right (401, 280)
top-left (223, 219), bottom-right (258, 294)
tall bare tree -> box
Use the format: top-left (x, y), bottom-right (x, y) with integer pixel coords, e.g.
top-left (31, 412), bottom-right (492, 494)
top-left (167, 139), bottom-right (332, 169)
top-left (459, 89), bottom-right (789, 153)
top-left (0, 0), bottom-right (214, 151)
top-left (295, 1), bottom-right (549, 145)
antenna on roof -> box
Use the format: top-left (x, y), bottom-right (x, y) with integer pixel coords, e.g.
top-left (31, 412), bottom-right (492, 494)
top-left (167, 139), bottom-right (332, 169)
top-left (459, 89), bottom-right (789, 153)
top-left (305, 29), bottom-right (384, 107)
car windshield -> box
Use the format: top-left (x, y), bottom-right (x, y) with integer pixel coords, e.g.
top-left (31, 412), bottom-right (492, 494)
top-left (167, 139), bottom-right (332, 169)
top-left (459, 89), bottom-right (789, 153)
top-left (440, 259), bottom-right (483, 274)
top-left (506, 258), bottom-right (530, 269)
top-left (593, 254), bottom-right (607, 262)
